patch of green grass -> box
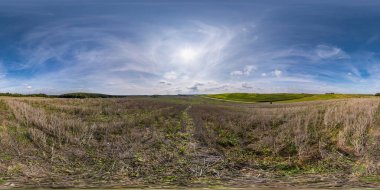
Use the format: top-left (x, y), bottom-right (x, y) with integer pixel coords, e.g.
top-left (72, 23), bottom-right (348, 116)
top-left (206, 93), bottom-right (372, 103)
top-left (163, 175), bottom-right (177, 182)
top-left (7, 163), bottom-right (23, 175)
top-left (0, 178), bottom-right (5, 185)
top-left (92, 114), bottom-right (112, 122)
top-left (360, 176), bottom-right (380, 183)
top-left (217, 129), bottom-right (238, 147)
top-left (0, 125), bottom-right (5, 133)
top-left (0, 154), bottom-right (12, 161)
top-left (280, 94), bottom-right (371, 102)
top-left (207, 93), bottom-right (313, 102)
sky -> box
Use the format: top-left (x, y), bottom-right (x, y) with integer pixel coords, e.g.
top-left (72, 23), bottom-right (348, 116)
top-left (1, 0), bottom-right (380, 95)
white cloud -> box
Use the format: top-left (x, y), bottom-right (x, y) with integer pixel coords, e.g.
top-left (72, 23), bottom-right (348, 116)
top-left (14, 20), bottom-right (251, 95)
top-left (230, 65), bottom-right (257, 77)
top-left (159, 80), bottom-right (172, 86)
top-left (315, 44), bottom-right (350, 59)
top-left (188, 82), bottom-right (204, 91)
top-left (272, 69), bottom-right (282, 77)
top-left (230, 70), bottom-right (243, 76)
top-left (243, 65), bottom-right (256, 75)
top-left (5, 16), bottom-right (371, 95)
top-left (242, 82), bottom-right (254, 89)
top-left (163, 71), bottom-right (178, 80)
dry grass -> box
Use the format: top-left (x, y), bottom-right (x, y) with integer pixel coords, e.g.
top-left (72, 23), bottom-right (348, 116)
top-left (189, 98), bottom-right (380, 173)
top-left (0, 96), bottom-right (380, 187)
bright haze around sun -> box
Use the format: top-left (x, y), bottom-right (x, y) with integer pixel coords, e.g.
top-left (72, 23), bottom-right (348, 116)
top-left (178, 48), bottom-right (199, 62)
top-left (0, 0), bottom-right (380, 95)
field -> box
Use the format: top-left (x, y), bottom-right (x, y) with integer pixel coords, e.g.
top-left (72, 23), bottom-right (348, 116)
top-left (1, 95), bottom-right (380, 188)
top-left (207, 93), bottom-right (371, 103)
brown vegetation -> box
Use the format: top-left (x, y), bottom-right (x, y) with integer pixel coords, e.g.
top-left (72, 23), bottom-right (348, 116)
top-left (0, 96), bottom-right (380, 188)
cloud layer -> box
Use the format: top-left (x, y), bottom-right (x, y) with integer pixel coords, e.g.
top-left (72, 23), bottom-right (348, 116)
top-left (0, 1), bottom-right (380, 94)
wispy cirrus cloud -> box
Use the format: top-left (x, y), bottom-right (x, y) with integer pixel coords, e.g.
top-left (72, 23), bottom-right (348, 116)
top-left (0, 1), bottom-right (379, 94)
top-left (315, 45), bottom-right (350, 59)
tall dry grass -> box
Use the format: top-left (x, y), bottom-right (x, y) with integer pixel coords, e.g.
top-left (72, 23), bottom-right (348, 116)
top-left (189, 98), bottom-right (380, 173)
top-left (1, 97), bottom-right (380, 184)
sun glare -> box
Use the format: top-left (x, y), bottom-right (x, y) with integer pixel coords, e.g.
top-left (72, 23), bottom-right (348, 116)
top-left (179, 48), bottom-right (198, 62)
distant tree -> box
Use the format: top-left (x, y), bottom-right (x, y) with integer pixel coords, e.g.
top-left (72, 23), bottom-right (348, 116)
top-left (58, 92), bottom-right (129, 98)
top-left (0, 92), bottom-right (48, 97)
top-left (375, 93), bottom-right (380, 96)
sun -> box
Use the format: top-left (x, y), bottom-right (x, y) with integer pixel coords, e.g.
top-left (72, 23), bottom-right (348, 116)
top-left (179, 48), bottom-right (198, 62)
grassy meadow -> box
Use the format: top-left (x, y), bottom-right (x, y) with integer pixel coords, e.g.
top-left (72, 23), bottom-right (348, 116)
top-left (207, 93), bottom-right (371, 103)
top-left (0, 94), bottom-right (380, 188)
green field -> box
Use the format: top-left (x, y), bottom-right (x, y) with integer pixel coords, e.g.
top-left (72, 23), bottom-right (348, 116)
top-left (207, 93), bottom-right (372, 103)
top-left (280, 94), bottom-right (371, 102)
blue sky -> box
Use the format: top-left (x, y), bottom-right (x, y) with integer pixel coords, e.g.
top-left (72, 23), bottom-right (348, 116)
top-left (1, 0), bottom-right (380, 94)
